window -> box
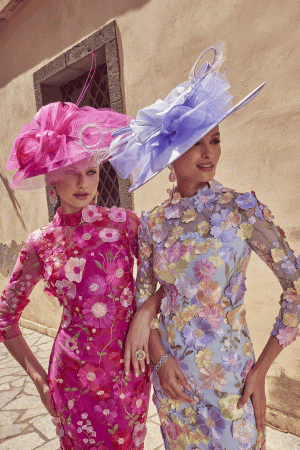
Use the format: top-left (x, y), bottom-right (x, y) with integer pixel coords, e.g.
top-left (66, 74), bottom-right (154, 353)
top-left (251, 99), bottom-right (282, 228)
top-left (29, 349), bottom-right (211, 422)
top-left (33, 21), bottom-right (132, 220)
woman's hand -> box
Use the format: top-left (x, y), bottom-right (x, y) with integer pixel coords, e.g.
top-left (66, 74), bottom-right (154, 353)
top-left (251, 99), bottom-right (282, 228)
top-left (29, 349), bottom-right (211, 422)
top-left (124, 308), bottom-right (151, 376)
top-left (237, 365), bottom-right (266, 432)
top-left (35, 377), bottom-right (58, 417)
top-left (157, 357), bottom-right (196, 404)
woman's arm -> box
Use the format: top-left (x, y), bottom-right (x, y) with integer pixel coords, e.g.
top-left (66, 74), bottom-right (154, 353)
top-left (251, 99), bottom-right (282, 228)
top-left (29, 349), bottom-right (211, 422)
top-left (124, 285), bottom-right (163, 376)
top-left (237, 336), bottom-right (282, 432)
top-left (148, 328), bottom-right (196, 404)
top-left (4, 335), bottom-right (57, 416)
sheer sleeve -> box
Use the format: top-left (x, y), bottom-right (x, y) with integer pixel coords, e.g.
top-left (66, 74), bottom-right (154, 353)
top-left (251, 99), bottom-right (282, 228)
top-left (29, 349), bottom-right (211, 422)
top-left (126, 209), bottom-right (140, 259)
top-left (135, 211), bottom-right (158, 309)
top-left (236, 192), bottom-right (300, 347)
top-left (0, 233), bottom-right (43, 342)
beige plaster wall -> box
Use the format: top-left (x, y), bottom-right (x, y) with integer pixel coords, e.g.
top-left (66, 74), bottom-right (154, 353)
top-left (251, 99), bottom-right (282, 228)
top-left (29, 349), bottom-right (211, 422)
top-left (0, 0), bottom-right (300, 434)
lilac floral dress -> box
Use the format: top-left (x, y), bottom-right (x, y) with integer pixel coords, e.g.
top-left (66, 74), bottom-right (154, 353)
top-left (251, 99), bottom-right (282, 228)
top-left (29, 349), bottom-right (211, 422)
top-left (0, 204), bottom-right (151, 450)
top-left (136, 180), bottom-right (300, 450)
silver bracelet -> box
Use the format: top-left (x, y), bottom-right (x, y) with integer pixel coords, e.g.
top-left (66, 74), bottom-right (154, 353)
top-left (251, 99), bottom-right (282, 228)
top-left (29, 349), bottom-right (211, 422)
top-left (154, 353), bottom-right (173, 374)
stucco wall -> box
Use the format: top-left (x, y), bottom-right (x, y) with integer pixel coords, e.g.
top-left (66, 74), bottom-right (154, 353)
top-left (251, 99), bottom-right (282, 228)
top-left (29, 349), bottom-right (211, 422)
top-left (1, 0), bottom-right (300, 434)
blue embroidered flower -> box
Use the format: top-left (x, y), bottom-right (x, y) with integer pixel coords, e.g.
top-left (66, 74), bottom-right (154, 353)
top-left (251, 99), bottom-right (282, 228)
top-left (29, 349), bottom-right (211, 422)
top-left (180, 232), bottom-right (204, 243)
top-left (235, 192), bottom-right (257, 210)
top-left (296, 256), bottom-right (300, 269)
top-left (222, 352), bottom-right (243, 372)
top-left (210, 208), bottom-right (239, 242)
top-left (182, 317), bottom-right (215, 350)
top-left (254, 204), bottom-right (264, 220)
top-left (225, 272), bottom-right (246, 306)
top-left (281, 260), bottom-right (296, 275)
top-left (194, 189), bottom-right (217, 213)
top-left (165, 203), bottom-right (184, 219)
top-left (196, 406), bottom-right (226, 439)
top-left (217, 246), bottom-right (235, 263)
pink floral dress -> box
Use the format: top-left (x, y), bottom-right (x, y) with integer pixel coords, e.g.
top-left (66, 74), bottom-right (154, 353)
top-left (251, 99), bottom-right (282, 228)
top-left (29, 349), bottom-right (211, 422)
top-left (0, 204), bottom-right (151, 450)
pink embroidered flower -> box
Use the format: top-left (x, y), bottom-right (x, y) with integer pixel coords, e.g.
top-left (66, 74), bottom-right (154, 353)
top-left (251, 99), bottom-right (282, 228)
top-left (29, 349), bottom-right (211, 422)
top-left (82, 297), bottom-right (116, 328)
top-left (84, 275), bottom-right (107, 296)
top-left (130, 393), bottom-right (148, 415)
top-left (132, 423), bottom-right (147, 447)
top-left (120, 287), bottom-right (133, 307)
top-left (197, 305), bottom-right (223, 329)
top-left (64, 257), bottom-right (86, 283)
top-left (276, 326), bottom-right (298, 347)
top-left (61, 307), bottom-right (72, 327)
top-left (194, 258), bottom-right (217, 282)
top-left (242, 359), bottom-right (254, 380)
top-left (55, 279), bottom-right (76, 299)
top-left (175, 273), bottom-right (198, 298)
top-left (165, 242), bottom-right (186, 263)
top-left (77, 363), bottom-right (106, 391)
top-left (108, 206), bottom-right (126, 223)
top-left (99, 228), bottom-right (120, 242)
top-left (114, 387), bottom-right (132, 405)
top-left (82, 204), bottom-right (103, 223)
top-left (90, 385), bottom-right (111, 402)
top-left (19, 249), bottom-right (29, 264)
top-left (94, 399), bottom-right (118, 423)
top-left (72, 224), bottom-right (98, 248)
top-left (106, 260), bottom-right (129, 287)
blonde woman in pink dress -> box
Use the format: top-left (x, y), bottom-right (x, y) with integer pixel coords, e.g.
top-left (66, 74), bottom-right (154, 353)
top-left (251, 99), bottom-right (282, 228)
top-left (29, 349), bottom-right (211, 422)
top-left (0, 102), bottom-right (161, 450)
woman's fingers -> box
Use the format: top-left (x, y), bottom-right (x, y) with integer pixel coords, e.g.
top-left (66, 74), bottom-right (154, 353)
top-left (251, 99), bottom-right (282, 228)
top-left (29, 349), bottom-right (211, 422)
top-left (124, 344), bottom-right (131, 375)
top-left (252, 389), bottom-right (266, 433)
top-left (158, 359), bottom-right (196, 404)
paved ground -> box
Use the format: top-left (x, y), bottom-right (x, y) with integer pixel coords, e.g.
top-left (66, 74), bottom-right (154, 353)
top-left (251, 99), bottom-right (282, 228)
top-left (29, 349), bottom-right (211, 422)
top-left (1, 327), bottom-right (300, 449)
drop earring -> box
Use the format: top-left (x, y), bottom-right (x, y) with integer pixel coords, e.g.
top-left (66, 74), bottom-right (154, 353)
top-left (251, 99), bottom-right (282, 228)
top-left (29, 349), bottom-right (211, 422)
top-left (49, 186), bottom-right (58, 207)
top-left (94, 191), bottom-right (99, 205)
top-left (168, 164), bottom-right (176, 183)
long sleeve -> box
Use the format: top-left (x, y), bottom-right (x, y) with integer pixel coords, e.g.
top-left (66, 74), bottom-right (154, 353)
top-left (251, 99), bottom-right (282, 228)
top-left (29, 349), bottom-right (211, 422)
top-left (135, 212), bottom-right (158, 309)
top-left (236, 192), bottom-right (300, 347)
top-left (0, 233), bottom-right (43, 342)
top-left (126, 209), bottom-right (140, 259)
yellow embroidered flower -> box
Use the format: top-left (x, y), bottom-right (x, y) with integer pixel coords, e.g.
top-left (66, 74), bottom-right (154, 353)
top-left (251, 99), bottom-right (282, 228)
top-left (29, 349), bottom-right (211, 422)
top-left (181, 305), bottom-right (197, 322)
top-left (174, 434), bottom-right (189, 448)
top-left (164, 236), bottom-right (176, 248)
top-left (195, 348), bottom-right (213, 368)
top-left (219, 191), bottom-right (233, 204)
top-left (283, 313), bottom-right (298, 328)
top-left (197, 280), bottom-right (222, 306)
top-left (139, 241), bottom-right (152, 258)
top-left (195, 241), bottom-right (210, 255)
top-left (206, 238), bottom-right (222, 251)
top-left (171, 191), bottom-right (181, 204)
top-left (165, 324), bottom-right (176, 344)
top-left (168, 399), bottom-right (182, 411)
top-left (208, 253), bottom-right (224, 268)
top-left (189, 429), bottom-right (209, 445)
top-left (183, 407), bottom-right (197, 424)
top-left (237, 223), bottom-right (254, 240)
top-left (243, 341), bottom-right (252, 357)
top-left (271, 248), bottom-right (285, 263)
top-left (219, 394), bottom-right (244, 420)
top-left (182, 239), bottom-right (196, 262)
top-left (227, 304), bottom-right (246, 330)
top-left (149, 206), bottom-right (166, 230)
top-left (294, 278), bottom-right (300, 295)
top-left (182, 209), bottom-right (197, 223)
top-left (195, 221), bottom-right (210, 235)
top-left (171, 226), bottom-right (184, 239)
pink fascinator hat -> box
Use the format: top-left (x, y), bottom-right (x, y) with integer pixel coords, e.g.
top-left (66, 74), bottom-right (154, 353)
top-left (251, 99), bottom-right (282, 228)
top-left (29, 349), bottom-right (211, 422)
top-left (6, 102), bottom-right (132, 190)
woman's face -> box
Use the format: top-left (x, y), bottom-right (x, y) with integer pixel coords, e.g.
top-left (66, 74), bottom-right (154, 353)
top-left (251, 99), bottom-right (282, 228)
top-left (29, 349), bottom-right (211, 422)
top-left (172, 126), bottom-right (221, 194)
top-left (55, 160), bottom-right (100, 214)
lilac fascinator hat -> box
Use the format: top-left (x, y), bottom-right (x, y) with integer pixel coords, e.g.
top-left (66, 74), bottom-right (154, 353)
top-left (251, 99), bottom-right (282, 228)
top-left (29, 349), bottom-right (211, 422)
top-left (6, 102), bottom-right (132, 190)
top-left (109, 44), bottom-right (265, 192)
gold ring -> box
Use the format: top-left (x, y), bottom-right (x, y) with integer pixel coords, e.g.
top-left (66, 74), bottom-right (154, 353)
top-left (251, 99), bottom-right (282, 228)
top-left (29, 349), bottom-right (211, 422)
top-left (135, 350), bottom-right (146, 361)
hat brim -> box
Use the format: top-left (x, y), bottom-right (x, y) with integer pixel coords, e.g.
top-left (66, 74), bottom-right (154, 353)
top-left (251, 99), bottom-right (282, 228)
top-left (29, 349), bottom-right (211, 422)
top-left (129, 82), bottom-right (265, 192)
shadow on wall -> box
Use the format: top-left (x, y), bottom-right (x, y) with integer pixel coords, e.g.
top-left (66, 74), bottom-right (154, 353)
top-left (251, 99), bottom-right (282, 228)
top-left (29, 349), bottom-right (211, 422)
top-left (0, 0), bottom-right (152, 88)
top-left (0, 171), bottom-right (27, 231)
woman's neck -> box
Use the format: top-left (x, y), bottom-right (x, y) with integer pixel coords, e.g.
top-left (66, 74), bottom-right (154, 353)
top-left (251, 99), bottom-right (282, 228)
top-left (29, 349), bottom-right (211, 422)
top-left (176, 180), bottom-right (209, 198)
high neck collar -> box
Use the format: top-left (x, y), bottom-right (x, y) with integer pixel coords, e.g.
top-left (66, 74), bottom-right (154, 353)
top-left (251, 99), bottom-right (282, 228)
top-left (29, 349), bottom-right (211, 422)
top-left (166, 179), bottom-right (224, 205)
top-left (52, 202), bottom-right (101, 226)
